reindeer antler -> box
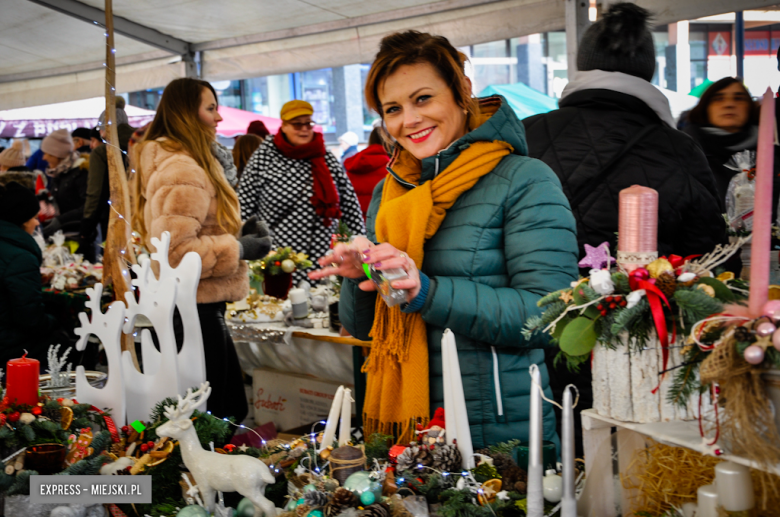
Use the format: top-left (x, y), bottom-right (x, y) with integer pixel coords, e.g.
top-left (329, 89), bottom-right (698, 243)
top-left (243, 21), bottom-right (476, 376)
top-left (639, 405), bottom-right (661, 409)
top-left (163, 382), bottom-right (212, 421)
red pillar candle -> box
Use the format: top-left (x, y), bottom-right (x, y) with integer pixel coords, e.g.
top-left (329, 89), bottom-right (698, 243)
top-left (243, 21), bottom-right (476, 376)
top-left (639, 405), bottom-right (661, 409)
top-left (6, 353), bottom-right (40, 406)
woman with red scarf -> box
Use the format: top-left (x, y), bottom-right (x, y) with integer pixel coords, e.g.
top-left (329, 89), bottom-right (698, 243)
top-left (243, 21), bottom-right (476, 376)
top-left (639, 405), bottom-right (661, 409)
top-left (237, 101), bottom-right (365, 283)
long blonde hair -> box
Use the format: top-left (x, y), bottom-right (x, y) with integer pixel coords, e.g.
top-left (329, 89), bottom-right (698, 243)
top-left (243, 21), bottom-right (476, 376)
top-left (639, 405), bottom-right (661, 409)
top-left (132, 78), bottom-right (241, 242)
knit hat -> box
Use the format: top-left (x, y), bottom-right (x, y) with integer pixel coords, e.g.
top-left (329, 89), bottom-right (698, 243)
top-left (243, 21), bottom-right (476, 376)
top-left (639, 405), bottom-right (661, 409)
top-left (247, 120), bottom-right (270, 137)
top-left (280, 100), bottom-right (313, 121)
top-left (41, 129), bottom-right (74, 158)
top-left (97, 97), bottom-right (129, 128)
top-left (338, 131), bottom-right (359, 147)
top-left (0, 181), bottom-right (39, 226)
top-left (577, 2), bottom-right (656, 82)
top-left (71, 127), bottom-right (91, 140)
top-left (0, 140), bottom-right (26, 168)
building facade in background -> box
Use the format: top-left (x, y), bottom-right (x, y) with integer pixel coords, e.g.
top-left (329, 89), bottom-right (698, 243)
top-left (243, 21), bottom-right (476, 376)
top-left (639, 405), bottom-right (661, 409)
top-left (126, 13), bottom-right (780, 144)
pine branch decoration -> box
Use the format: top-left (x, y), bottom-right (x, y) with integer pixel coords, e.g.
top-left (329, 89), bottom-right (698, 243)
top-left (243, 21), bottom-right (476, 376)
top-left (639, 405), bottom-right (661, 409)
top-left (673, 289), bottom-right (723, 332)
top-left (538, 290), bottom-right (566, 307)
top-left (611, 298), bottom-right (649, 335)
top-left (667, 347), bottom-right (708, 409)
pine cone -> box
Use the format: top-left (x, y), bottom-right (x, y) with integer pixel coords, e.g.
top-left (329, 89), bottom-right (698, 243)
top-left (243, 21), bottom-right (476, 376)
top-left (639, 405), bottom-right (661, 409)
top-left (42, 406), bottom-right (61, 423)
top-left (501, 465), bottom-right (527, 488)
top-left (323, 487), bottom-right (359, 517)
top-left (514, 480), bottom-right (527, 494)
top-left (490, 452), bottom-right (516, 474)
top-left (395, 446), bottom-right (419, 472)
top-left (656, 271), bottom-right (677, 298)
top-left (361, 503), bottom-right (389, 517)
top-left (432, 445), bottom-right (462, 472)
top-left (413, 446), bottom-right (433, 469)
top-left (296, 504), bottom-right (312, 517)
top-left (304, 490), bottom-right (330, 508)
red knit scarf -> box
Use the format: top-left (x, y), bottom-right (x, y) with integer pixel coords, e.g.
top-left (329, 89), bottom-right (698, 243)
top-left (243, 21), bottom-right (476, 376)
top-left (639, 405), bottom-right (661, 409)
top-left (273, 131), bottom-right (341, 227)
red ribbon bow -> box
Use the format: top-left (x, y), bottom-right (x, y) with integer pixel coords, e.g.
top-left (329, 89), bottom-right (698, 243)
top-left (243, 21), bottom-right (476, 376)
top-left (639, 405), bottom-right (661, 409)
top-left (629, 271), bottom-right (675, 392)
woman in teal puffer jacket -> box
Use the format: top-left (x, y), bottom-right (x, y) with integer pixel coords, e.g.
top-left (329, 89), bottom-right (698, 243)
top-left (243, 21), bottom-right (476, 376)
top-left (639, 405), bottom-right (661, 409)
top-left (310, 31), bottom-right (579, 450)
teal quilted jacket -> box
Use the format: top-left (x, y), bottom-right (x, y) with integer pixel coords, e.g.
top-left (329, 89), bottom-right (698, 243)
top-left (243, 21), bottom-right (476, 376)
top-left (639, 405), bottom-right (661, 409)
top-left (340, 96), bottom-right (579, 449)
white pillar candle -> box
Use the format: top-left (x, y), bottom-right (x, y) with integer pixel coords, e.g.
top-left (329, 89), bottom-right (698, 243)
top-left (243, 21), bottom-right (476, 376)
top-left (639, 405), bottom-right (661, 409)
top-left (443, 332), bottom-right (456, 446)
top-left (715, 461), bottom-right (755, 512)
top-left (338, 388), bottom-right (352, 446)
top-left (697, 484), bottom-right (719, 517)
top-left (319, 385), bottom-right (344, 452)
top-left (560, 386), bottom-right (576, 517)
top-left (527, 364), bottom-right (544, 517)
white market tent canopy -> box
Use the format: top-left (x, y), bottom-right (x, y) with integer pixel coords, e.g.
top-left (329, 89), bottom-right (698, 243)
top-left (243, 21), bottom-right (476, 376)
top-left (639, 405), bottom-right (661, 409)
top-left (0, 0), bottom-right (777, 110)
top-left (0, 96), bottom-right (155, 138)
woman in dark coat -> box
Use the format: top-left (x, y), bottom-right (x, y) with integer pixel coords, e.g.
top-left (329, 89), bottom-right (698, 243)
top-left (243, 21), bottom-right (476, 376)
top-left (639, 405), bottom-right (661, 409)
top-left (39, 129), bottom-right (89, 239)
top-left (0, 182), bottom-right (57, 365)
top-left (683, 78), bottom-right (764, 206)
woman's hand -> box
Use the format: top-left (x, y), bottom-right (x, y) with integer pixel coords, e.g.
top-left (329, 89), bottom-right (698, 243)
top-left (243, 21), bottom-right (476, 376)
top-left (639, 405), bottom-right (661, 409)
top-left (308, 236), bottom-right (373, 281)
top-left (308, 239), bottom-right (422, 303)
top-left (359, 243), bottom-right (422, 302)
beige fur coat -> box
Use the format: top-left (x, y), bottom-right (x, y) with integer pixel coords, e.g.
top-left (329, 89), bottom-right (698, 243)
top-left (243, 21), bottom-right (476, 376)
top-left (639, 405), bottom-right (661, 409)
top-left (137, 139), bottom-right (248, 304)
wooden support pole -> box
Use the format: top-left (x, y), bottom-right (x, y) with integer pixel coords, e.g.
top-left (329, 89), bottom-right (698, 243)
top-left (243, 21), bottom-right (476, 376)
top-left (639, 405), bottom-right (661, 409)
top-left (103, 0), bottom-right (139, 365)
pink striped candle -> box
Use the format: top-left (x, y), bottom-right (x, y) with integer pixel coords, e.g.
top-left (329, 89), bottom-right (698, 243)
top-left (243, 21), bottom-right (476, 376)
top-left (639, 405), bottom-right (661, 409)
top-left (749, 89), bottom-right (776, 316)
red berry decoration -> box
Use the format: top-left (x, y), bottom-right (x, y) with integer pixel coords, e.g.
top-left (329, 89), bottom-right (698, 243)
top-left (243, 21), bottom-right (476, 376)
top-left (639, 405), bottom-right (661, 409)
top-left (223, 444), bottom-right (236, 453)
top-left (600, 310), bottom-right (608, 317)
top-left (147, 441), bottom-right (155, 449)
top-left (609, 303), bottom-right (616, 309)
top-left (620, 300), bottom-right (627, 307)
top-left (605, 296), bottom-right (613, 303)
top-left (31, 407), bottom-right (42, 416)
top-left (275, 261), bottom-right (281, 266)
top-left (121, 425), bottom-right (130, 434)
top-left (0, 414), bottom-right (6, 426)
top-left (597, 304), bottom-right (604, 311)
top-left (8, 412), bottom-right (20, 423)
top-left (140, 444), bottom-right (149, 453)
top-left (714, 449), bottom-right (723, 456)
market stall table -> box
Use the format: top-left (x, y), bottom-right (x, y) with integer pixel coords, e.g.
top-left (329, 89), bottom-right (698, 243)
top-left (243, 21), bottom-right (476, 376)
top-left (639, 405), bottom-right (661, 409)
top-left (228, 320), bottom-right (371, 427)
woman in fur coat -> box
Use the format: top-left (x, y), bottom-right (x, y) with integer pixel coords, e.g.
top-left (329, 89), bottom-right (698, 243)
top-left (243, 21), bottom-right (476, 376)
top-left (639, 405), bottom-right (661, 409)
top-left (133, 78), bottom-right (271, 422)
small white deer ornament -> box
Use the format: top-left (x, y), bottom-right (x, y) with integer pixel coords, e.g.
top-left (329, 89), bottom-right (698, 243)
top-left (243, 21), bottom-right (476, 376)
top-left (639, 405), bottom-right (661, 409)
top-left (156, 383), bottom-right (276, 517)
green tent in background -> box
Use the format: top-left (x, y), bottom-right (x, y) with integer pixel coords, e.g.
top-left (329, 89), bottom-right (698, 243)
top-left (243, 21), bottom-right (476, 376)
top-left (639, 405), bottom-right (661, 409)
top-left (480, 83), bottom-right (558, 119)
top-left (689, 79), bottom-right (714, 98)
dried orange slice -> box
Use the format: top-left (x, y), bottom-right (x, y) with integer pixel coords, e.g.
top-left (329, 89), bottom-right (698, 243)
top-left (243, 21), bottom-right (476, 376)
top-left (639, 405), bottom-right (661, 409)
top-left (769, 285), bottom-right (780, 301)
top-left (60, 406), bottom-right (73, 430)
top-left (717, 271), bottom-right (735, 282)
top-left (478, 479), bottom-right (502, 505)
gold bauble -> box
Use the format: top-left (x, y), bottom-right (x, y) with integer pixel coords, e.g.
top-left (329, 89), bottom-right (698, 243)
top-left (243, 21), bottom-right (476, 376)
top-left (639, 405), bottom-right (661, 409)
top-left (646, 258), bottom-right (674, 279)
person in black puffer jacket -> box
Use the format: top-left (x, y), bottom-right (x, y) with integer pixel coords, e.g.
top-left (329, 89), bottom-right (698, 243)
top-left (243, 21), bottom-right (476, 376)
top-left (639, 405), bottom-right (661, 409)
top-left (524, 3), bottom-right (726, 263)
top-left (523, 2), bottom-right (727, 458)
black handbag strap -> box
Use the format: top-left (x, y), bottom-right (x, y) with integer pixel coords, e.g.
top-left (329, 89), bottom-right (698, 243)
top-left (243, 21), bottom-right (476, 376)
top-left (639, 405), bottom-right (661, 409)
top-left (570, 124), bottom-right (658, 208)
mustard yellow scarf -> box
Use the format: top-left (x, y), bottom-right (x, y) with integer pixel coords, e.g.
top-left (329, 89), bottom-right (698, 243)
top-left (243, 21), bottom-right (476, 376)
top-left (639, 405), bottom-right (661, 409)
top-left (363, 111), bottom-right (513, 442)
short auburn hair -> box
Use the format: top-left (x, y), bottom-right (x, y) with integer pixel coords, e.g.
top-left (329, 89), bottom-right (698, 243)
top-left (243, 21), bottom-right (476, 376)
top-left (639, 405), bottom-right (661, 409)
top-left (365, 31), bottom-right (477, 120)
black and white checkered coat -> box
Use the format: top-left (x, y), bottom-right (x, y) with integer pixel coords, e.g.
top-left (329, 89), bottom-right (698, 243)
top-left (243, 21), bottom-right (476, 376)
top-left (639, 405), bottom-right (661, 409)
top-left (237, 135), bottom-right (366, 284)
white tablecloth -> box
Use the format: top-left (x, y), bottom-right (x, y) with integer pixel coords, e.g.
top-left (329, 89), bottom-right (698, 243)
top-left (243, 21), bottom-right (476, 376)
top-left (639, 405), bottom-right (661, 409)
top-left (228, 321), bottom-right (354, 385)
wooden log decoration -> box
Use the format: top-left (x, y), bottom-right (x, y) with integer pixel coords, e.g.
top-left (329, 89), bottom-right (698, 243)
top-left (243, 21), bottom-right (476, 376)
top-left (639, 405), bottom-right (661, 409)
top-left (103, 0), bottom-right (138, 361)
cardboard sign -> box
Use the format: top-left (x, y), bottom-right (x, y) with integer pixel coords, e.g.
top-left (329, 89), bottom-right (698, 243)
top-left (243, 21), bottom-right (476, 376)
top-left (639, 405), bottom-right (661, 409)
top-left (252, 367), bottom-right (354, 431)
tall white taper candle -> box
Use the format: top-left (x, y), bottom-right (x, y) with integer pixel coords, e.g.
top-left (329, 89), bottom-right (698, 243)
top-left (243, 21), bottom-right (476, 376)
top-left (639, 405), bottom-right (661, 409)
top-left (527, 364), bottom-right (544, 517)
top-left (319, 385), bottom-right (344, 452)
top-left (560, 385), bottom-right (576, 517)
top-left (338, 388), bottom-right (352, 446)
top-left (442, 329), bottom-right (474, 469)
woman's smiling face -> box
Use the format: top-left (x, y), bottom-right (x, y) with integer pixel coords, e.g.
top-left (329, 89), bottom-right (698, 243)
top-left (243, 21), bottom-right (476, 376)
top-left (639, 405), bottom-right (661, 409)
top-left (379, 62), bottom-right (469, 161)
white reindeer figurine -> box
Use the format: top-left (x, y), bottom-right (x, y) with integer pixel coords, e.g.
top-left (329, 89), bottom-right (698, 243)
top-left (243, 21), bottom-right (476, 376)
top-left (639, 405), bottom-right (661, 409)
top-left (156, 383), bottom-right (276, 517)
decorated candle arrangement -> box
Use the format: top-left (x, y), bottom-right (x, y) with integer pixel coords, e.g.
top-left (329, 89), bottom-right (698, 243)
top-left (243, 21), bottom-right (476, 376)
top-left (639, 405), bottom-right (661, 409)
top-left (6, 352), bottom-right (40, 406)
top-left (617, 185), bottom-right (658, 272)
